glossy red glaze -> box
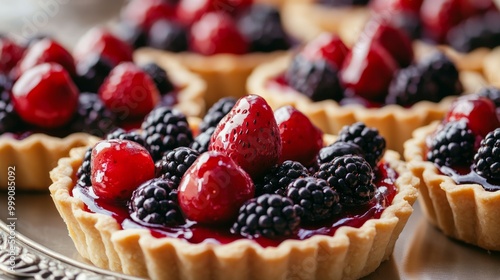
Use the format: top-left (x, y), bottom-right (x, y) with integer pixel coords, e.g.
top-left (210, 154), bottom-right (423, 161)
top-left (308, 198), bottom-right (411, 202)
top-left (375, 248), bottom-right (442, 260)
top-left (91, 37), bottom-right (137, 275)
top-left (17, 38), bottom-right (75, 76)
top-left (438, 165), bottom-right (500, 192)
top-left (301, 33), bottom-right (349, 69)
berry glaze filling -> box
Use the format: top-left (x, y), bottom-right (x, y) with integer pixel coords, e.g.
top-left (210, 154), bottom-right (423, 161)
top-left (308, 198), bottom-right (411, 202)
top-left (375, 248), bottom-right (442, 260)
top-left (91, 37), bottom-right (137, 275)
top-left (72, 161), bottom-right (398, 247)
top-left (437, 165), bottom-right (500, 192)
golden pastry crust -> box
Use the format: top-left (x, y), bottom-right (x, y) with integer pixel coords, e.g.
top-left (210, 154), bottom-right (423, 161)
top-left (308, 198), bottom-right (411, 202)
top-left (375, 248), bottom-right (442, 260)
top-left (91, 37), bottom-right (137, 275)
top-left (49, 142), bottom-right (418, 280)
top-left (134, 48), bottom-right (288, 108)
top-left (404, 122), bottom-right (500, 251)
top-left (246, 54), bottom-right (485, 155)
top-left (0, 133), bottom-right (98, 191)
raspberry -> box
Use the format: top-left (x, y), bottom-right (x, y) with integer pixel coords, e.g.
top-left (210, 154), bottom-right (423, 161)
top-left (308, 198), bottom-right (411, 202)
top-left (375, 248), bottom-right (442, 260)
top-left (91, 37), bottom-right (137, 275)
top-left (141, 106), bottom-right (193, 161)
top-left (286, 177), bottom-right (342, 222)
top-left (427, 120), bottom-right (476, 167)
top-left (190, 127), bottom-right (214, 154)
top-left (198, 97), bottom-right (236, 133)
top-left (447, 11), bottom-right (500, 53)
top-left (141, 62), bottom-right (174, 95)
top-left (315, 155), bottom-right (376, 206)
top-left (155, 147), bottom-right (200, 187)
top-left (148, 19), bottom-right (188, 52)
top-left (336, 122), bottom-right (386, 168)
top-left (76, 147), bottom-right (93, 188)
top-left (285, 54), bottom-right (343, 102)
top-left (231, 194), bottom-right (301, 238)
top-left (473, 128), bottom-right (500, 180)
top-left (255, 161), bottom-right (309, 196)
top-left (477, 86), bottom-right (500, 108)
top-left (106, 128), bottom-right (148, 149)
top-left (317, 141), bottom-right (364, 166)
top-left (237, 4), bottom-right (290, 53)
top-left (70, 93), bottom-right (117, 138)
top-left (129, 178), bottom-right (183, 226)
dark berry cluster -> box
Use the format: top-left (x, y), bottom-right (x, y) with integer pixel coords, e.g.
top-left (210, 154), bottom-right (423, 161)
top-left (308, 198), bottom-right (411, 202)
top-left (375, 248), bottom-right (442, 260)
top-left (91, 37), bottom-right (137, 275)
top-left (427, 120), bottom-right (475, 167)
top-left (106, 128), bottom-right (148, 149)
top-left (76, 147), bottom-right (93, 188)
top-left (155, 147), bottom-right (200, 186)
top-left (336, 122), bottom-right (386, 168)
top-left (70, 93), bottom-right (117, 138)
top-left (447, 11), bottom-right (500, 53)
top-left (255, 160), bottom-right (308, 196)
top-left (474, 128), bottom-right (500, 180)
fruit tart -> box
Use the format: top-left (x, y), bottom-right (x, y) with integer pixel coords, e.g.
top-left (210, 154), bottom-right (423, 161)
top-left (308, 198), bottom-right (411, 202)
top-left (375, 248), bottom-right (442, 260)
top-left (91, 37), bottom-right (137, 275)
top-left (404, 89), bottom-right (500, 251)
top-left (0, 31), bottom-right (205, 191)
top-left (50, 95), bottom-right (418, 279)
top-left (247, 20), bottom-right (487, 154)
top-left (117, 0), bottom-right (292, 107)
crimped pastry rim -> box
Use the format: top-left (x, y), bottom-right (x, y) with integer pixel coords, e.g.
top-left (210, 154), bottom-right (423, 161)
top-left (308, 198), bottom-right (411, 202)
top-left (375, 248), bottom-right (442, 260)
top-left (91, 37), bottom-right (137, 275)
top-left (49, 141), bottom-right (418, 279)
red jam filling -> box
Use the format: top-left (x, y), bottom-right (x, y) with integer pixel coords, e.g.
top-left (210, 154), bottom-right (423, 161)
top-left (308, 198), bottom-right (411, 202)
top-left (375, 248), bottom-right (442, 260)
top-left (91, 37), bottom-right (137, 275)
top-left (73, 161), bottom-right (399, 248)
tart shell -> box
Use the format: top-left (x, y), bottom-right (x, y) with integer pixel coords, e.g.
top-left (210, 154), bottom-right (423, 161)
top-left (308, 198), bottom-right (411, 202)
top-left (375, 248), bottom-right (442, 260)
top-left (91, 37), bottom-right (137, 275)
top-left (247, 54), bottom-right (486, 155)
top-left (404, 122), bottom-right (500, 251)
top-left (134, 48), bottom-right (288, 108)
top-left (49, 142), bottom-right (418, 280)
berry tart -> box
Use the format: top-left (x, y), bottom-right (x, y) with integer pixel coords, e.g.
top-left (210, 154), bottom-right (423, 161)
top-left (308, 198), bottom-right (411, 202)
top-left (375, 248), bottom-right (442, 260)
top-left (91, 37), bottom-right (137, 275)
top-left (247, 22), bottom-right (486, 154)
top-left (404, 89), bottom-right (500, 251)
top-left (50, 95), bottom-right (418, 279)
top-left (117, 0), bottom-right (292, 107)
top-left (0, 31), bottom-right (205, 191)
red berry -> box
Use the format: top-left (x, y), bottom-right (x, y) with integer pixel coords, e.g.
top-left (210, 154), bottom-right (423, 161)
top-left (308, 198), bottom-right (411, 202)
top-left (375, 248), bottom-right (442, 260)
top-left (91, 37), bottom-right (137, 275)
top-left (11, 63), bottom-right (78, 128)
top-left (363, 19), bottom-right (414, 67)
top-left (301, 33), bottom-right (349, 68)
top-left (121, 0), bottom-right (175, 31)
top-left (0, 37), bottom-right (25, 74)
top-left (457, 0), bottom-right (494, 19)
top-left (91, 139), bottom-right (155, 201)
top-left (189, 12), bottom-right (248, 55)
top-left (17, 38), bottom-right (75, 76)
top-left (176, 0), bottom-right (252, 26)
top-left (370, 0), bottom-right (423, 13)
top-left (420, 0), bottom-right (464, 43)
top-left (98, 62), bottom-right (160, 120)
top-left (209, 95), bottom-right (282, 179)
top-left (275, 105), bottom-right (323, 167)
top-left (340, 40), bottom-right (398, 101)
top-left (73, 28), bottom-right (133, 68)
top-left (445, 96), bottom-right (500, 138)
top-left (178, 151), bottom-right (254, 224)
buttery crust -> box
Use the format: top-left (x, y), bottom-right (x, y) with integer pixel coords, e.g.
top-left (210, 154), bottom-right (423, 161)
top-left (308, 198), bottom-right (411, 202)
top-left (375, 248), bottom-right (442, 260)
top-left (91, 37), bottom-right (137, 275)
top-left (404, 122), bottom-right (500, 251)
top-left (246, 54), bottom-right (486, 155)
top-left (49, 142), bottom-right (418, 280)
top-left (134, 48), bottom-right (288, 108)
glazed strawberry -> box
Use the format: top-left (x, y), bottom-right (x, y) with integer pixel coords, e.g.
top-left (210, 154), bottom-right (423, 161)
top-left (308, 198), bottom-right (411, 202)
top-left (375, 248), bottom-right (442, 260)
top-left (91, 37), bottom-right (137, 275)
top-left (176, 0), bottom-right (252, 26)
top-left (420, 0), bottom-right (464, 43)
top-left (364, 19), bottom-right (414, 67)
top-left (340, 40), bottom-right (398, 101)
top-left (178, 151), bottom-right (255, 224)
top-left (99, 62), bottom-right (160, 120)
top-left (209, 95), bottom-right (282, 179)
top-left (11, 63), bottom-right (78, 128)
top-left (445, 96), bottom-right (500, 138)
top-left (301, 33), bottom-right (349, 68)
top-left (73, 28), bottom-right (133, 68)
top-left (275, 105), bottom-right (323, 167)
top-left (121, 0), bottom-right (174, 31)
top-left (0, 37), bottom-right (24, 74)
top-left (91, 139), bottom-right (155, 201)
top-left (189, 12), bottom-right (248, 55)
top-left (17, 38), bottom-right (75, 76)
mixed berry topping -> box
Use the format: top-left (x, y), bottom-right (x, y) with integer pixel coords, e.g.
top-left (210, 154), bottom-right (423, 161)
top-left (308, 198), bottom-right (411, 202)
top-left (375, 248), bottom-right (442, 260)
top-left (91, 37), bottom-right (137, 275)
top-left (190, 126), bottom-right (214, 154)
top-left (477, 87), bottom-right (500, 108)
top-left (155, 147), bottom-right (200, 186)
top-left (255, 160), bottom-right (308, 196)
top-left (198, 97), bottom-right (236, 133)
top-left (70, 93), bottom-right (117, 138)
top-left (319, 0), bottom-right (371, 7)
top-left (336, 122), bottom-right (386, 168)
top-left (147, 19), bottom-right (188, 52)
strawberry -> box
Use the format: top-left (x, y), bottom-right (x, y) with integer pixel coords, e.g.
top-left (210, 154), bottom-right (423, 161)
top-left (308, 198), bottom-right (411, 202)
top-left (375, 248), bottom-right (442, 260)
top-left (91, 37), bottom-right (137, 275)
top-left (420, 0), bottom-right (464, 43)
top-left (301, 33), bottom-right (349, 69)
top-left (91, 139), bottom-right (155, 201)
top-left (275, 105), bottom-right (323, 167)
top-left (17, 38), bottom-right (75, 76)
top-left (98, 62), bottom-right (160, 121)
top-left (209, 95), bottom-right (282, 179)
top-left (178, 151), bottom-right (254, 224)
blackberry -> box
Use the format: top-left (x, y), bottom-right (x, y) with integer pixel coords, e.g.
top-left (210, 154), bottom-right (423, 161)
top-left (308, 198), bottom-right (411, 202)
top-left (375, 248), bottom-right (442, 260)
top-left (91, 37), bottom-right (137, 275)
top-left (198, 97), bottom-right (237, 133)
top-left (447, 11), bottom-right (500, 53)
top-left (336, 122), bottom-right (386, 168)
top-left (0, 88), bottom-right (20, 134)
top-left (147, 19), bottom-right (188, 52)
top-left (386, 52), bottom-right (462, 106)
top-left (386, 11), bottom-right (422, 40)
top-left (286, 177), bottom-right (341, 222)
top-left (477, 87), bottom-right (500, 108)
top-left (190, 126), bottom-right (215, 153)
top-left (129, 178), bottom-right (183, 226)
top-left (155, 147), bottom-right (200, 186)
top-left (70, 93), bottom-right (117, 137)
top-left (255, 161), bottom-right (309, 196)
top-left (315, 155), bottom-right (376, 206)
top-left (142, 62), bottom-right (174, 95)
top-left (474, 128), bottom-right (500, 180)
top-left (115, 21), bottom-right (147, 49)
top-left (427, 120), bottom-right (475, 167)
top-left (285, 54), bottom-right (344, 102)
top-left (317, 141), bottom-right (364, 165)
top-left (141, 106), bottom-right (193, 161)
top-left (106, 128), bottom-right (148, 149)
top-left (75, 54), bottom-right (114, 93)
top-left (318, 0), bottom-right (370, 6)
top-left (76, 147), bottom-right (93, 188)
top-left (237, 4), bottom-right (290, 53)
top-left (231, 194), bottom-right (301, 238)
